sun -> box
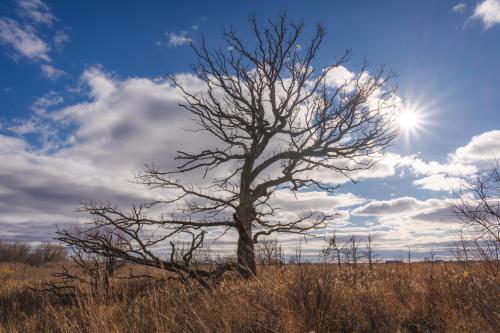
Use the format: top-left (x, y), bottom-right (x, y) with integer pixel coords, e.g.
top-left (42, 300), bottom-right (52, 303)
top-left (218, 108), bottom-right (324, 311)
top-left (395, 102), bottom-right (429, 144)
top-left (397, 109), bottom-right (421, 131)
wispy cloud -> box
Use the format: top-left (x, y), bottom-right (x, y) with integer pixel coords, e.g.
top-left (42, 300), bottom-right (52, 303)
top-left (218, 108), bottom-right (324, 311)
top-left (156, 17), bottom-right (207, 48)
top-left (17, 0), bottom-right (55, 26)
top-left (471, 0), bottom-right (500, 29)
top-left (167, 31), bottom-right (192, 47)
top-left (31, 91), bottom-right (64, 110)
top-left (452, 3), bottom-right (466, 14)
top-left (53, 29), bottom-right (70, 51)
top-left (0, 18), bottom-right (50, 61)
top-left (0, 0), bottom-right (67, 80)
top-left (156, 31), bottom-right (193, 47)
top-left (41, 63), bottom-right (65, 80)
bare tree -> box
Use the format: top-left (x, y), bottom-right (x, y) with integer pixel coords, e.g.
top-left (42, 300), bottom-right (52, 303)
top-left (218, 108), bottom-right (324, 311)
top-left (323, 231), bottom-right (344, 268)
top-left (453, 164), bottom-right (500, 274)
top-left (454, 165), bottom-right (500, 243)
top-left (57, 13), bottom-right (397, 281)
top-left (0, 240), bottom-right (66, 266)
top-left (407, 246), bottom-right (412, 275)
top-left (43, 226), bottom-right (126, 299)
top-left (256, 238), bottom-right (284, 265)
top-left (364, 234), bottom-right (376, 271)
top-left (348, 235), bottom-right (359, 270)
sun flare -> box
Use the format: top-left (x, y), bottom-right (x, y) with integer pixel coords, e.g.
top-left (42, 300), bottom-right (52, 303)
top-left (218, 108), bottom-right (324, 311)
top-left (397, 109), bottom-right (421, 131)
top-left (395, 103), bottom-right (429, 144)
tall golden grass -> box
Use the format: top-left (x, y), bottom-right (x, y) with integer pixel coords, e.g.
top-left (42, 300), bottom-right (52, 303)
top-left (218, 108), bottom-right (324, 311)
top-left (0, 261), bottom-right (498, 332)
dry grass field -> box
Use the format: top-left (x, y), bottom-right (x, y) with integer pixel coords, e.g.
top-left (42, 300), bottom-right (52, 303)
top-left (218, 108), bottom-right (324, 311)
top-left (0, 260), bottom-right (498, 333)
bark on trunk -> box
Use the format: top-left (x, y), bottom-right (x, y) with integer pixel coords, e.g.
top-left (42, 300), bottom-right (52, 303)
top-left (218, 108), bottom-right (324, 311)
top-left (237, 164), bottom-right (256, 278)
top-left (237, 230), bottom-right (256, 278)
top-left (235, 204), bottom-right (256, 278)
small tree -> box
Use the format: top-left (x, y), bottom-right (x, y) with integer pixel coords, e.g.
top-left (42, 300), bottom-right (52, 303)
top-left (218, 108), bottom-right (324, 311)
top-left (454, 165), bottom-right (500, 274)
top-left (364, 234), bottom-right (376, 271)
top-left (57, 13), bottom-right (397, 282)
top-left (256, 238), bottom-right (284, 265)
top-left (27, 243), bottom-right (66, 267)
top-left (323, 231), bottom-right (344, 268)
top-left (348, 235), bottom-right (359, 269)
top-left (46, 225), bottom-right (126, 299)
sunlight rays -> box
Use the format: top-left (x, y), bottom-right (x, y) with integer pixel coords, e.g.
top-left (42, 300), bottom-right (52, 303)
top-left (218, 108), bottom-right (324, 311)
top-left (396, 100), bottom-right (432, 145)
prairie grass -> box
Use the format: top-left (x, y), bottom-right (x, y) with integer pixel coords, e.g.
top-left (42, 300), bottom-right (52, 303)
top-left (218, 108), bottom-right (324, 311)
top-left (0, 261), bottom-right (498, 332)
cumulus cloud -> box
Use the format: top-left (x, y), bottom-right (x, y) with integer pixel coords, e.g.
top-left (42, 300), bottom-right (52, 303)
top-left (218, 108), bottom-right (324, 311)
top-left (412, 174), bottom-right (462, 192)
top-left (396, 130), bottom-right (500, 192)
top-left (0, 65), bottom-right (386, 245)
top-left (471, 0), bottom-right (500, 29)
top-left (0, 131), bottom-right (153, 242)
top-left (1, 63), bottom-right (497, 259)
top-left (1, 67), bottom-right (229, 230)
top-left (324, 66), bottom-right (355, 90)
top-left (351, 196), bottom-right (436, 216)
top-left (450, 130), bottom-right (500, 164)
top-left (349, 196), bottom-right (461, 255)
top-left (271, 190), bottom-right (365, 214)
top-left (398, 155), bottom-right (476, 177)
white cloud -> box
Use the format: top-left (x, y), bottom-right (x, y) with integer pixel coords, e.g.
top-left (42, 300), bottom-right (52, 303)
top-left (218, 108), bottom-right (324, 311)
top-left (412, 174), bottom-right (462, 192)
top-left (7, 120), bottom-right (38, 136)
top-left (0, 18), bottom-right (50, 61)
top-left (324, 66), bottom-right (355, 90)
top-left (41, 63), bottom-right (65, 79)
top-left (17, 0), bottom-right (55, 26)
top-left (471, 0), bottom-right (500, 29)
top-left (0, 64), bottom-right (497, 259)
top-left (450, 130), bottom-right (500, 164)
top-left (351, 195), bottom-right (459, 226)
top-left (303, 152), bottom-right (403, 185)
top-left (349, 196), bottom-right (461, 255)
top-left (395, 130), bottom-right (500, 192)
top-left (31, 91), bottom-right (64, 110)
top-left (453, 3), bottom-right (467, 14)
top-left (0, 66), bottom-right (375, 245)
top-left (271, 190), bottom-right (366, 213)
top-left (53, 29), bottom-right (70, 50)
top-left (351, 196), bottom-right (436, 216)
top-left (167, 31), bottom-right (193, 47)
top-left (0, 68), bottom-right (194, 238)
top-left (398, 155), bottom-right (476, 177)
top-left (0, 0), bottom-right (68, 81)
top-left (156, 18), bottom-right (206, 48)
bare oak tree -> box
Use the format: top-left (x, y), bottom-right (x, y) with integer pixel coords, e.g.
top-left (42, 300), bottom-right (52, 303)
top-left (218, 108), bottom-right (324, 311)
top-left (57, 13), bottom-right (397, 282)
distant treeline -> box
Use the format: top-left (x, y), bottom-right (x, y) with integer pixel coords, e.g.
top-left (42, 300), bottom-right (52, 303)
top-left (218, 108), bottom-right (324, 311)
top-left (0, 240), bottom-right (66, 266)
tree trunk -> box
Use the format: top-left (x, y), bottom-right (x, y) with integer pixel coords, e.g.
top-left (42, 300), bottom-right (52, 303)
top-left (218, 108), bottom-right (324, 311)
top-left (237, 228), bottom-right (256, 278)
top-left (236, 164), bottom-right (257, 278)
top-left (235, 202), bottom-right (256, 278)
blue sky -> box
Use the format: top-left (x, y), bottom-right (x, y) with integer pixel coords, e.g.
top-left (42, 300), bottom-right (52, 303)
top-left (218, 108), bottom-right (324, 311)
top-left (1, 0), bottom-right (499, 259)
